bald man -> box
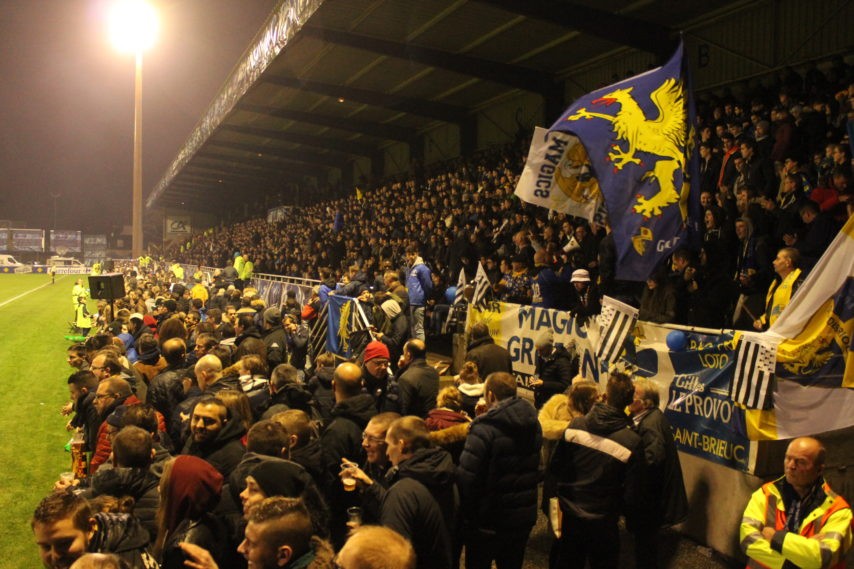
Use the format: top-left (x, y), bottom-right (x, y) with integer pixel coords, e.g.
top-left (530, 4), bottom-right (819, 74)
top-left (321, 362), bottom-right (378, 546)
top-left (741, 437), bottom-right (852, 568)
top-left (195, 354), bottom-right (224, 391)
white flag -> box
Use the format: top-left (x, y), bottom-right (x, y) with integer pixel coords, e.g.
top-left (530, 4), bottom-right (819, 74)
top-left (514, 126), bottom-right (602, 221)
top-left (471, 262), bottom-right (491, 308)
top-left (595, 296), bottom-right (638, 365)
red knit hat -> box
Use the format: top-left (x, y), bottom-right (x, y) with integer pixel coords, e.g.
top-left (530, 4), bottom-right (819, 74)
top-left (363, 341), bottom-right (390, 362)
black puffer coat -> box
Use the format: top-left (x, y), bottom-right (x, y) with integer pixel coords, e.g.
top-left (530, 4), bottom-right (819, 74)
top-left (457, 397), bottom-right (542, 531)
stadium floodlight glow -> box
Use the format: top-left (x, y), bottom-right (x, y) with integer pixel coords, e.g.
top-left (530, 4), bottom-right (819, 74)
top-left (108, 0), bottom-right (158, 258)
top-left (108, 0), bottom-right (158, 54)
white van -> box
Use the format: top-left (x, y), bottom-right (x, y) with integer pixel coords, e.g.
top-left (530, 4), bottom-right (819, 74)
top-left (0, 254), bottom-right (31, 273)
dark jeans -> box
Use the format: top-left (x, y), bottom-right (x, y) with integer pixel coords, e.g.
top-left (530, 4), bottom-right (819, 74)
top-left (464, 527), bottom-right (532, 569)
top-left (556, 515), bottom-right (619, 569)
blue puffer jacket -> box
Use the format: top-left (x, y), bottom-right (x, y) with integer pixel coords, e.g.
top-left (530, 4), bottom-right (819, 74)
top-left (406, 260), bottom-right (433, 307)
top-left (456, 396), bottom-right (543, 531)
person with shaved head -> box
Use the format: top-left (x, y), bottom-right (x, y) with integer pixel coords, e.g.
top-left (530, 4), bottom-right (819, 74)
top-left (321, 362), bottom-right (377, 546)
top-left (741, 437), bottom-right (851, 569)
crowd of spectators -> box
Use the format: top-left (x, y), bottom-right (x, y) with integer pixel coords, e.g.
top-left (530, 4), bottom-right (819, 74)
top-left (31, 61), bottom-right (854, 569)
top-left (172, 64), bottom-right (853, 332)
top-left (38, 258), bottom-right (699, 569)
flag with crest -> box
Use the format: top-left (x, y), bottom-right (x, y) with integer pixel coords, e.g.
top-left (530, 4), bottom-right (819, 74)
top-left (549, 40), bottom-right (699, 281)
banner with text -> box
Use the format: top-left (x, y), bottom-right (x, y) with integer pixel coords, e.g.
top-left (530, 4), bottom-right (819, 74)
top-left (467, 302), bottom-right (751, 472)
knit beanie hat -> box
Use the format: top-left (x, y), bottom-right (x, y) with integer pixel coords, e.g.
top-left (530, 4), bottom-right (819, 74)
top-left (363, 341), bottom-right (390, 362)
top-left (250, 460), bottom-right (310, 498)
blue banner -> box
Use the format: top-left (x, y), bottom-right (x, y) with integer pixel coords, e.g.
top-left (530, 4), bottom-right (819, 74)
top-left (636, 330), bottom-right (750, 471)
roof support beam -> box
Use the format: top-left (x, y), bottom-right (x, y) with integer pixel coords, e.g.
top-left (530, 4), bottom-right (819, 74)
top-left (263, 75), bottom-right (469, 124)
top-left (476, 0), bottom-right (676, 60)
top-left (300, 25), bottom-right (561, 96)
top-left (206, 140), bottom-right (348, 169)
top-left (195, 150), bottom-right (329, 175)
top-left (236, 103), bottom-right (414, 142)
top-left (221, 124), bottom-right (376, 157)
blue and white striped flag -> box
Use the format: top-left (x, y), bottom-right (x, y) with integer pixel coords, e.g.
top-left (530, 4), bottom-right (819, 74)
top-left (595, 295), bottom-right (638, 365)
top-left (731, 333), bottom-right (778, 410)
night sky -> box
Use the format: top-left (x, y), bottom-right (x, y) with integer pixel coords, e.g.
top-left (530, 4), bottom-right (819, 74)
top-left (0, 0), bottom-right (277, 233)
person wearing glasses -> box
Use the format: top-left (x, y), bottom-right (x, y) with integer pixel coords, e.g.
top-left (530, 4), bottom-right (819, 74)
top-left (90, 378), bottom-right (140, 474)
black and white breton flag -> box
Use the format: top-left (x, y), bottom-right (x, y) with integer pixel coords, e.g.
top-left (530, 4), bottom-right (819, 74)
top-left (595, 296), bottom-right (638, 365)
top-left (442, 268), bottom-right (466, 333)
top-left (471, 262), bottom-right (491, 308)
top-left (730, 333), bottom-right (778, 410)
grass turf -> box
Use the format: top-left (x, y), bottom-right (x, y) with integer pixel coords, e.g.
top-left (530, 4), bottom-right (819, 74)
top-left (0, 274), bottom-right (89, 568)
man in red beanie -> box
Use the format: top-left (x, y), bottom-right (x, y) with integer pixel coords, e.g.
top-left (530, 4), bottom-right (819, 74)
top-left (361, 341), bottom-right (396, 412)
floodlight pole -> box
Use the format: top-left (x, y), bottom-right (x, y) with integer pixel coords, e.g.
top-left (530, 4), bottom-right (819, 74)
top-left (131, 51), bottom-right (143, 259)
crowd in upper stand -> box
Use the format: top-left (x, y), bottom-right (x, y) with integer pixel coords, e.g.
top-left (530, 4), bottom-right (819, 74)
top-left (173, 63), bottom-right (853, 332)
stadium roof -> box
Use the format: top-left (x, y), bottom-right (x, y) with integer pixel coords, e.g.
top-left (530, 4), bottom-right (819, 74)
top-left (147, 0), bottom-right (734, 212)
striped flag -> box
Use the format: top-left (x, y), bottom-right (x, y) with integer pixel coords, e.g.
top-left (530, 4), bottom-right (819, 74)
top-left (595, 295), bottom-right (638, 364)
top-left (443, 269), bottom-right (466, 333)
top-left (730, 333), bottom-right (779, 410)
top-left (471, 262), bottom-right (491, 308)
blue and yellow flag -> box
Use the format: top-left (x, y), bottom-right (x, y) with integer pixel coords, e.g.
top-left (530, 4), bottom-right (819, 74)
top-left (550, 41), bottom-right (699, 281)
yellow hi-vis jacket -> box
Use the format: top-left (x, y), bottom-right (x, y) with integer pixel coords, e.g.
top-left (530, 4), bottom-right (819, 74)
top-left (741, 477), bottom-right (852, 568)
top-left (758, 268), bottom-right (802, 329)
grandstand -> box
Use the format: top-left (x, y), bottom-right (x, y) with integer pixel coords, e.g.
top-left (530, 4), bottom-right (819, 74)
top-left (7, 0), bottom-right (853, 567)
top-left (154, 0), bottom-right (852, 563)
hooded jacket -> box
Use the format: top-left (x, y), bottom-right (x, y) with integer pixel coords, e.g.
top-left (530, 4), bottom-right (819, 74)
top-left (457, 397), bottom-right (542, 531)
top-left (369, 447), bottom-right (457, 569)
top-left (181, 408), bottom-right (247, 478)
top-left (83, 466), bottom-right (161, 539)
top-left (550, 403), bottom-right (644, 521)
top-left (88, 512), bottom-right (158, 569)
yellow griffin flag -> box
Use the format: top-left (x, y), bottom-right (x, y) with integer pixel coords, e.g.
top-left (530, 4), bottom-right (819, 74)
top-left (744, 216), bottom-right (854, 440)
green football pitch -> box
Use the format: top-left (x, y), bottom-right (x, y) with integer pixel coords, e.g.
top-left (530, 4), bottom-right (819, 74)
top-left (0, 274), bottom-right (89, 568)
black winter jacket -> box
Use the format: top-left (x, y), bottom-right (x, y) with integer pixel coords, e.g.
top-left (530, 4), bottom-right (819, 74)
top-left (367, 447), bottom-right (457, 569)
top-left (464, 336), bottom-right (513, 378)
top-left (457, 397), bottom-right (542, 531)
top-left (550, 403), bottom-right (644, 521)
top-left (82, 467), bottom-right (160, 539)
top-left (182, 409), bottom-right (246, 478)
top-left (320, 394), bottom-right (376, 471)
top-left (533, 345), bottom-right (578, 408)
top-left (307, 367), bottom-right (335, 421)
top-left (397, 359), bottom-right (439, 418)
top-left (88, 512), bottom-right (158, 569)
top-left (148, 365), bottom-right (189, 421)
top-left (161, 514), bottom-right (233, 569)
